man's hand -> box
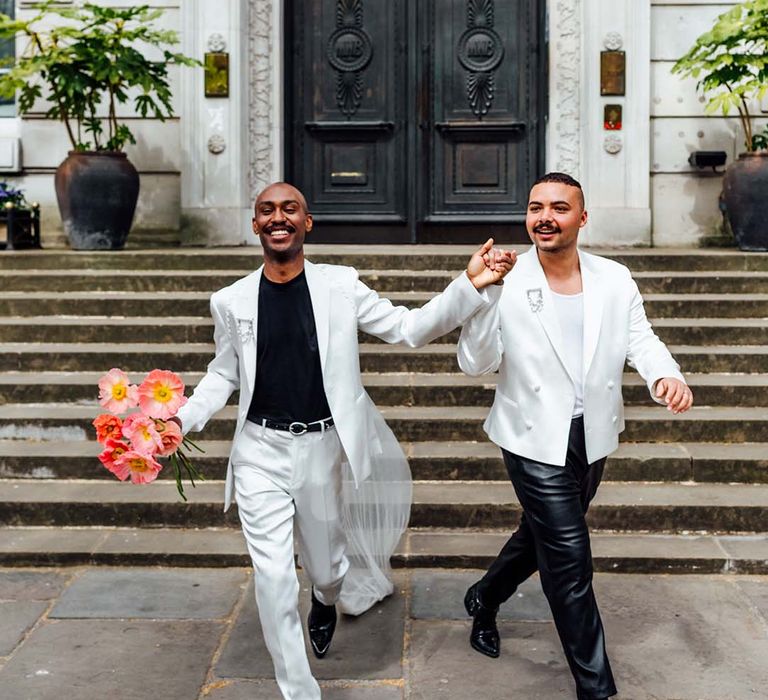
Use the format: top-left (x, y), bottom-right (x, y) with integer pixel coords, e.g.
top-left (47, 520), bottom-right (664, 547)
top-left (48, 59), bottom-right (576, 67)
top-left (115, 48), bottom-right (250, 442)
top-left (467, 238), bottom-right (517, 289)
top-left (655, 378), bottom-right (693, 414)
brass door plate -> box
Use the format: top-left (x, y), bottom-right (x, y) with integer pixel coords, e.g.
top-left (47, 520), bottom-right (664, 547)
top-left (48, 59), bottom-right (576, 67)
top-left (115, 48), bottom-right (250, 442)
top-left (600, 50), bottom-right (625, 96)
top-left (205, 52), bottom-right (229, 98)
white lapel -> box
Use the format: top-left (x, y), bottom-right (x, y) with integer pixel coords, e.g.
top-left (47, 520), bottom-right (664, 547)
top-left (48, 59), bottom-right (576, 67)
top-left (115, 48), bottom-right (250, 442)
top-left (579, 250), bottom-right (604, 377)
top-left (230, 267), bottom-right (263, 398)
top-left (522, 250), bottom-right (576, 385)
top-left (303, 261), bottom-right (331, 371)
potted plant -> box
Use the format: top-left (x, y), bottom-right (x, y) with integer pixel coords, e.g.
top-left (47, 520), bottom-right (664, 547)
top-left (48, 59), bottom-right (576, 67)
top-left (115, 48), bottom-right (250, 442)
top-left (672, 0), bottom-right (768, 251)
top-left (0, 2), bottom-right (199, 250)
top-left (0, 180), bottom-right (40, 249)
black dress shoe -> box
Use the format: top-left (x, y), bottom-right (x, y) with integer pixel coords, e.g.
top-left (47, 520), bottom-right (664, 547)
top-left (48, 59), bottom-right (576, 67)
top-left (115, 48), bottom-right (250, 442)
top-left (464, 582), bottom-right (500, 658)
top-left (308, 591), bottom-right (337, 659)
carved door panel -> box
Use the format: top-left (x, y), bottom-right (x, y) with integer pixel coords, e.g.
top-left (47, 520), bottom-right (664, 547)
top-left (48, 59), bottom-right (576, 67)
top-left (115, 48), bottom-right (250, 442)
top-left (286, 0), bottom-right (545, 243)
top-left (420, 0), bottom-right (545, 242)
top-left (286, 0), bottom-right (408, 242)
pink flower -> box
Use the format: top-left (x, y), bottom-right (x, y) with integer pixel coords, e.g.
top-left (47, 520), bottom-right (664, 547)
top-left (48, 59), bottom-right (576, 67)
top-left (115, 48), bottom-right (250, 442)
top-left (137, 369), bottom-right (187, 420)
top-left (112, 450), bottom-right (163, 484)
top-left (93, 414), bottom-right (123, 444)
top-left (152, 418), bottom-right (184, 457)
top-left (98, 438), bottom-right (130, 477)
top-left (98, 368), bottom-right (139, 414)
top-left (122, 413), bottom-right (164, 455)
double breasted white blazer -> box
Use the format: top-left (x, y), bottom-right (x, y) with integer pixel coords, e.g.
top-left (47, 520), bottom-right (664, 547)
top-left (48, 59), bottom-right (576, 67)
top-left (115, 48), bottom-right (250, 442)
top-left (457, 247), bottom-right (685, 466)
top-left (178, 260), bottom-right (493, 510)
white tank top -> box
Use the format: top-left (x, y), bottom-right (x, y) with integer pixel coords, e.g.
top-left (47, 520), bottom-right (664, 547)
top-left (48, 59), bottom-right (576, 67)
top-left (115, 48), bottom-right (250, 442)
top-left (551, 290), bottom-right (584, 417)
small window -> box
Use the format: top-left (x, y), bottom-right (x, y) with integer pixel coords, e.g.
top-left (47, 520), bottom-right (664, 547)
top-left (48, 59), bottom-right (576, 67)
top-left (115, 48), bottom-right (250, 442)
top-left (0, 0), bottom-right (15, 118)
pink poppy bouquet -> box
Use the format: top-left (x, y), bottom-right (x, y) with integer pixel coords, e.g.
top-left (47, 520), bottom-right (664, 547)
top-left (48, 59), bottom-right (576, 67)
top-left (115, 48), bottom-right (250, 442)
top-left (93, 368), bottom-right (204, 500)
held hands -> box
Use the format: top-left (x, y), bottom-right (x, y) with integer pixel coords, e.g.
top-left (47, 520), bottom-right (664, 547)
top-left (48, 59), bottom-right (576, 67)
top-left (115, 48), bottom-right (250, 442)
top-left (655, 378), bottom-right (693, 414)
top-left (467, 238), bottom-right (517, 290)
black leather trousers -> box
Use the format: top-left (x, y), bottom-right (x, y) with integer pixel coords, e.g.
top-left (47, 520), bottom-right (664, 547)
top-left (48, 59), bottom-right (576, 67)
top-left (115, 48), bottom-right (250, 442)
top-left (477, 416), bottom-right (617, 700)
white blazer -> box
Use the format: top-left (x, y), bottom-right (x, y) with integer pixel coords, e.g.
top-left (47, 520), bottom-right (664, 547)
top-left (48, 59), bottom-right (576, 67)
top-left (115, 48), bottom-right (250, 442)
top-left (457, 248), bottom-right (685, 466)
top-left (178, 260), bottom-right (492, 510)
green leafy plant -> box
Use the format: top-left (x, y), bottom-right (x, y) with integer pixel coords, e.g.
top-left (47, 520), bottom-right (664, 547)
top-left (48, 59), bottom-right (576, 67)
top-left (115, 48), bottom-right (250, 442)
top-left (0, 1), bottom-right (200, 152)
top-left (672, 0), bottom-right (768, 152)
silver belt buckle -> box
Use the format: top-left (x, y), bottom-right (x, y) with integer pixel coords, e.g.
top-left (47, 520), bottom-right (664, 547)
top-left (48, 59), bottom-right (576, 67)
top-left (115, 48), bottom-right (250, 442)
top-left (288, 421), bottom-right (308, 436)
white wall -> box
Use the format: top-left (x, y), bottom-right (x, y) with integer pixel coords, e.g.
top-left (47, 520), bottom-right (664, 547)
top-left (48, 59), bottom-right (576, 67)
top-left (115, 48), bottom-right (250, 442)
top-left (650, 0), bottom-right (768, 246)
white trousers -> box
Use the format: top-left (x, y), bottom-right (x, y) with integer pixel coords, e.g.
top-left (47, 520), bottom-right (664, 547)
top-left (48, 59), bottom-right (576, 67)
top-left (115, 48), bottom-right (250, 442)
top-left (231, 420), bottom-right (349, 700)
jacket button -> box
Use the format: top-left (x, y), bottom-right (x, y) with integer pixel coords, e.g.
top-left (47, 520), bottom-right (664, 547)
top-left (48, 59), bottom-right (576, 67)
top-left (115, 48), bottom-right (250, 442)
top-left (534, 385), bottom-right (541, 392)
top-left (607, 381), bottom-right (615, 389)
top-left (525, 421), bottom-right (533, 430)
top-left (612, 416), bottom-right (618, 423)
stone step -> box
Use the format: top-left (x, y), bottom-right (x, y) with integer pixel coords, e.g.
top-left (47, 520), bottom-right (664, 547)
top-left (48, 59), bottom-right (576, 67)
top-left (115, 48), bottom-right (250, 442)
top-left (400, 529), bottom-right (768, 573)
top-left (0, 404), bottom-right (768, 442)
top-left (1, 370), bottom-right (766, 408)
top-left (1, 342), bottom-right (767, 374)
top-left (2, 316), bottom-right (767, 347)
top-left (1, 403), bottom-right (767, 443)
top-left (1, 526), bottom-right (766, 573)
top-left (3, 290), bottom-right (768, 318)
top-left (3, 246), bottom-right (768, 272)
top-left (366, 318), bottom-right (768, 347)
top-left (0, 479), bottom-right (765, 532)
top-left (6, 268), bottom-right (768, 294)
top-left (2, 439), bottom-right (766, 484)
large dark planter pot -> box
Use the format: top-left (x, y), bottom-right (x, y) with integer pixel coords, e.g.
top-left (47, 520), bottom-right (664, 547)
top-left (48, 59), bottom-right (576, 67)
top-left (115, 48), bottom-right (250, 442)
top-left (722, 151), bottom-right (768, 251)
top-left (54, 150), bottom-right (140, 250)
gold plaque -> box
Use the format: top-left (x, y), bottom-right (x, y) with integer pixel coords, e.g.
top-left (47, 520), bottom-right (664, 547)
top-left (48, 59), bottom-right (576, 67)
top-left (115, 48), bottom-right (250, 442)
top-left (204, 52), bottom-right (229, 98)
top-left (600, 51), bottom-right (625, 96)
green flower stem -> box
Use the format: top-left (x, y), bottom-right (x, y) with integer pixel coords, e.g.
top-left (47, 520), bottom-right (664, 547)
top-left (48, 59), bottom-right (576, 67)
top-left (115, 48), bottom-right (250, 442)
top-left (182, 436), bottom-right (205, 453)
top-left (169, 452), bottom-right (187, 502)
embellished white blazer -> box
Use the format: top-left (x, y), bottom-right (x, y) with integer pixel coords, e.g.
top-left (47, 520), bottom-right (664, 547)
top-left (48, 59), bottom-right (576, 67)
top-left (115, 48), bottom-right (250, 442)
top-left (457, 248), bottom-right (685, 466)
top-left (178, 260), bottom-right (493, 511)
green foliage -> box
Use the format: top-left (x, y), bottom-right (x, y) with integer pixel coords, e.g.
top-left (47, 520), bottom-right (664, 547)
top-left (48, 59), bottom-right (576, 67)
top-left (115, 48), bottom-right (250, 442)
top-left (672, 0), bottom-right (768, 152)
top-left (0, 1), bottom-right (200, 152)
top-left (753, 124), bottom-right (768, 150)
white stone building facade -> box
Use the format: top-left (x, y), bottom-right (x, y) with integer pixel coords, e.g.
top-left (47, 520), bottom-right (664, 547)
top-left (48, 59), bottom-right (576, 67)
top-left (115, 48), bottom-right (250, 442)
top-left (2, 0), bottom-right (765, 247)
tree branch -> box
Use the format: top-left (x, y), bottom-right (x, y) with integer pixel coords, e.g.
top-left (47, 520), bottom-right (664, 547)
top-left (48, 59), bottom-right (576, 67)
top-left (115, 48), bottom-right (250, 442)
top-left (725, 80), bottom-right (754, 151)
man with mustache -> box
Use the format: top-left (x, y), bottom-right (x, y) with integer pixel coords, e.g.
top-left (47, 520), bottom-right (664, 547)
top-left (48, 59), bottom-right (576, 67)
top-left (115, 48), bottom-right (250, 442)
top-left (175, 181), bottom-right (514, 699)
top-left (458, 172), bottom-right (692, 700)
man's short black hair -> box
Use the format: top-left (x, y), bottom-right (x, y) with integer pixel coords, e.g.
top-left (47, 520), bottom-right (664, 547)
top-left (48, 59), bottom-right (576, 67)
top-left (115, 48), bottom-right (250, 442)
top-left (531, 172), bottom-right (585, 208)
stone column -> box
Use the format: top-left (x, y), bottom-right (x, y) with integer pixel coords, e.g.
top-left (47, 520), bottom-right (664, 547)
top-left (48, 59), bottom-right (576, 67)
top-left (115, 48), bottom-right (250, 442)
top-left (547, 0), bottom-right (583, 182)
top-left (548, 0), bottom-right (652, 247)
top-left (179, 0), bottom-right (252, 245)
top-left (248, 0), bottom-right (284, 207)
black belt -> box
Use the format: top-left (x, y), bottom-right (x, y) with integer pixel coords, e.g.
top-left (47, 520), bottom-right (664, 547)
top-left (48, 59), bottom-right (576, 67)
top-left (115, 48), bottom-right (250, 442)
top-left (249, 416), bottom-right (334, 436)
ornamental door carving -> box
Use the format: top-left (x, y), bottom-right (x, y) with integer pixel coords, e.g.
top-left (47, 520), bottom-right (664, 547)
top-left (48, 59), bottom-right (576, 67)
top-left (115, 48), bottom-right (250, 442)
top-left (286, 0), bottom-right (545, 243)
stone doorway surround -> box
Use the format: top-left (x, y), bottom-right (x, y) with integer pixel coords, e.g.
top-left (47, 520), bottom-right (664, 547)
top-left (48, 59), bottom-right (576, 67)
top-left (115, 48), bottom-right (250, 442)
top-left (180, 0), bottom-right (652, 247)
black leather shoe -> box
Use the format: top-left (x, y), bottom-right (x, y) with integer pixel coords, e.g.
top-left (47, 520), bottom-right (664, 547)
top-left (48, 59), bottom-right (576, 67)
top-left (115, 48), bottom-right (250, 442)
top-left (308, 591), bottom-right (337, 659)
top-left (464, 582), bottom-right (500, 658)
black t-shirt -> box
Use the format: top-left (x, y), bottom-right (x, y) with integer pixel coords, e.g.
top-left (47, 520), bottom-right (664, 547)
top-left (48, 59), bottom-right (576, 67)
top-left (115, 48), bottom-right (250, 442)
top-left (246, 270), bottom-right (332, 424)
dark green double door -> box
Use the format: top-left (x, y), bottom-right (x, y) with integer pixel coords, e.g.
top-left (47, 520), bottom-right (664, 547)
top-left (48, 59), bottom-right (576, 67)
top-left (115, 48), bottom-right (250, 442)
top-left (285, 0), bottom-right (546, 243)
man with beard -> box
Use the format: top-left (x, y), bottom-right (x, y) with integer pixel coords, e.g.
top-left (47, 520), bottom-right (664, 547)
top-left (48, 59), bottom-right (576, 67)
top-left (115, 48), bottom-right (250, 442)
top-left (175, 182), bottom-right (514, 699)
top-left (457, 172), bottom-right (693, 700)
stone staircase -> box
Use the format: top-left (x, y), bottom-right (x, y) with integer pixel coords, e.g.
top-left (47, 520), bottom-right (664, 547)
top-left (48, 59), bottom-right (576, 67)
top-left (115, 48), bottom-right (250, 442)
top-left (1, 246), bottom-right (767, 574)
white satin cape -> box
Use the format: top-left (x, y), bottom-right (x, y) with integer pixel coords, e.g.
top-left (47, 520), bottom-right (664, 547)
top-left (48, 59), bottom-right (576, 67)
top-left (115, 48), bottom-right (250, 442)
top-left (336, 408), bottom-right (411, 616)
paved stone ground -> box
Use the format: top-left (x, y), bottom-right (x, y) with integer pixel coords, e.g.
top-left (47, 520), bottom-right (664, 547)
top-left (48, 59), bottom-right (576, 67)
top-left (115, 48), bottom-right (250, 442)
top-left (0, 567), bottom-right (766, 700)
